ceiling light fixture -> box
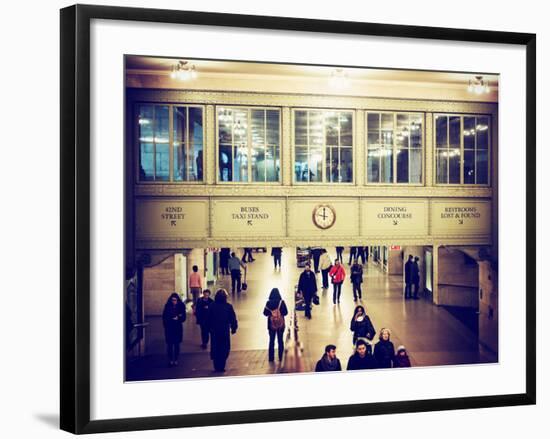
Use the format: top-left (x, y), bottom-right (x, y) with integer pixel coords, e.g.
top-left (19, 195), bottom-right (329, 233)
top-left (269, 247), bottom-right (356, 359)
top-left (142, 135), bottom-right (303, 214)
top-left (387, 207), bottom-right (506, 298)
top-left (170, 60), bottom-right (198, 80)
top-left (467, 75), bottom-right (490, 94)
top-left (329, 68), bottom-right (348, 89)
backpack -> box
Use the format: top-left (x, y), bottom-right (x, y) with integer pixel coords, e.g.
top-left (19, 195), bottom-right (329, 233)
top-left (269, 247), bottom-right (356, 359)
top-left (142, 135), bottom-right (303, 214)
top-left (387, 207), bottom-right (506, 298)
top-left (269, 301), bottom-right (285, 330)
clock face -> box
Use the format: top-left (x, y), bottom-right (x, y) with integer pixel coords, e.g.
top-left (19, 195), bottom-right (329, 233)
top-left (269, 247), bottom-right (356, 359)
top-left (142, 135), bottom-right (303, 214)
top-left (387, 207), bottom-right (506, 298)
top-left (312, 204), bottom-right (336, 229)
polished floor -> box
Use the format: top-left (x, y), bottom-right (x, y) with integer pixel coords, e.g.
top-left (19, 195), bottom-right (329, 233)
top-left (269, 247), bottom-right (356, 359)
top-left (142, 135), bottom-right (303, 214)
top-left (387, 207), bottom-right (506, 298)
top-left (126, 248), bottom-right (497, 381)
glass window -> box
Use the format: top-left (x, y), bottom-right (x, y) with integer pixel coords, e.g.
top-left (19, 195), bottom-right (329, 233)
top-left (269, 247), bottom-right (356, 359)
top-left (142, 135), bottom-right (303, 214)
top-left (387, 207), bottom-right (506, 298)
top-left (217, 107), bottom-right (280, 183)
top-left (293, 109), bottom-right (354, 183)
top-left (435, 114), bottom-right (490, 185)
top-left (367, 112), bottom-right (423, 184)
top-left (138, 104), bottom-right (203, 182)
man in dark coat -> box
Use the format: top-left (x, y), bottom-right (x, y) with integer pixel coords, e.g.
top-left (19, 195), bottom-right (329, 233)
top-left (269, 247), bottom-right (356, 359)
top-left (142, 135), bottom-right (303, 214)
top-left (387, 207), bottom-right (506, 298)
top-left (356, 246), bottom-right (366, 264)
top-left (335, 246), bottom-right (344, 263)
top-left (310, 246), bottom-right (323, 273)
top-left (348, 246), bottom-right (357, 265)
top-left (346, 339), bottom-right (377, 370)
top-left (298, 263), bottom-right (317, 319)
top-left (162, 293), bottom-right (187, 366)
top-left (195, 289), bottom-right (214, 349)
top-left (412, 256), bottom-right (421, 300)
top-left (207, 289), bottom-right (238, 372)
top-left (219, 248), bottom-right (231, 275)
top-left (271, 247), bottom-right (283, 270)
top-left (315, 344), bottom-right (342, 372)
top-left (404, 255), bottom-right (414, 299)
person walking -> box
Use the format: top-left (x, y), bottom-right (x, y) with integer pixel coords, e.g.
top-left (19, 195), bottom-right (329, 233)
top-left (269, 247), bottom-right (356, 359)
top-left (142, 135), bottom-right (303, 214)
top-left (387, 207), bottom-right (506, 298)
top-left (356, 246), bottom-right (366, 265)
top-left (189, 265), bottom-right (203, 306)
top-left (348, 246), bottom-right (357, 265)
top-left (262, 288), bottom-right (288, 362)
top-left (394, 345), bottom-right (412, 367)
top-left (315, 345), bottom-right (342, 372)
top-left (195, 289), bottom-right (214, 349)
top-left (228, 252), bottom-right (246, 294)
top-left (350, 259), bottom-right (363, 301)
top-left (364, 246), bottom-right (369, 264)
top-left (319, 249), bottom-right (332, 290)
top-left (242, 247), bottom-right (255, 263)
top-left (219, 248), bottom-right (231, 275)
top-left (412, 256), bottom-right (421, 300)
top-left (335, 246), bottom-right (344, 263)
top-left (271, 247), bottom-right (282, 270)
top-left (350, 305), bottom-right (376, 349)
top-left (311, 246), bottom-right (323, 273)
top-left (374, 328), bottom-right (395, 368)
top-left (207, 289), bottom-right (238, 372)
top-left (404, 255), bottom-right (414, 299)
top-left (162, 293), bottom-right (187, 366)
top-left (329, 260), bottom-right (346, 304)
top-left (346, 339), bottom-right (377, 370)
top-left (298, 263), bottom-right (318, 319)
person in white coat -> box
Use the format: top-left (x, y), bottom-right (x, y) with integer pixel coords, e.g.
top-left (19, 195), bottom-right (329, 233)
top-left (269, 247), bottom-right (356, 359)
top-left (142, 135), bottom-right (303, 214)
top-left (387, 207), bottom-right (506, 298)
top-left (319, 249), bottom-right (332, 290)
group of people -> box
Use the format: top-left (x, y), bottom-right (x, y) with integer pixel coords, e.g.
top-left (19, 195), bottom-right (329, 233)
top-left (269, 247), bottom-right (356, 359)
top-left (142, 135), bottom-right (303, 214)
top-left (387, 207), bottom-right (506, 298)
top-left (163, 288), bottom-right (238, 372)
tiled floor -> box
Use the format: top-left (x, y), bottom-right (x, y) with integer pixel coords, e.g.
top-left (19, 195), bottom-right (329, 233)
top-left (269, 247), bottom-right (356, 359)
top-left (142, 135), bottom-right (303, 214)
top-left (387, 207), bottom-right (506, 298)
top-left (126, 248), bottom-right (497, 381)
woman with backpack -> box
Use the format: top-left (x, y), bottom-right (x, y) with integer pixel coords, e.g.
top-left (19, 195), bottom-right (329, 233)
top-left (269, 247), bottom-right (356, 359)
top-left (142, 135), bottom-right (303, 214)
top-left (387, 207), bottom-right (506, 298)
top-left (262, 288), bottom-right (289, 362)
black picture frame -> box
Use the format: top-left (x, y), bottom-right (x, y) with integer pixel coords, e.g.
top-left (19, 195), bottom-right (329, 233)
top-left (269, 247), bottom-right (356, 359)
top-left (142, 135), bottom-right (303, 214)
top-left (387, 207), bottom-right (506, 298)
top-left (60, 4), bottom-right (536, 434)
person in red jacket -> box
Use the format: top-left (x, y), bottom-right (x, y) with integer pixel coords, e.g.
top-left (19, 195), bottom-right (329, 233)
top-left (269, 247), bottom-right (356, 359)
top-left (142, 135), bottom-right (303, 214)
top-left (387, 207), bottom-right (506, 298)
top-left (329, 259), bottom-right (346, 304)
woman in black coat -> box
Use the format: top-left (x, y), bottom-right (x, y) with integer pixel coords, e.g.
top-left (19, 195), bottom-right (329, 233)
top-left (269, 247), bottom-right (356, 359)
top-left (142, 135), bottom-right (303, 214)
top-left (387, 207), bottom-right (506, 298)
top-left (350, 305), bottom-right (376, 351)
top-left (373, 328), bottom-right (395, 368)
top-left (262, 288), bottom-right (289, 362)
top-left (162, 292), bottom-right (187, 366)
top-left (207, 289), bottom-right (238, 372)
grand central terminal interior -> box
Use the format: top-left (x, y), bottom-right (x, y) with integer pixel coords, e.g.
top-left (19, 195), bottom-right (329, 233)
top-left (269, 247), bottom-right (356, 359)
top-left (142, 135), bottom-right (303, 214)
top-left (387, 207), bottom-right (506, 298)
top-left (124, 56), bottom-right (499, 380)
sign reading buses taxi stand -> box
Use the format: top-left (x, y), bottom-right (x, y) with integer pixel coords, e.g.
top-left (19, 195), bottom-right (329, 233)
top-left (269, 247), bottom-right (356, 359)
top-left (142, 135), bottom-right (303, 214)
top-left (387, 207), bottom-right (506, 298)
top-left (430, 199), bottom-right (491, 237)
top-left (211, 199), bottom-right (286, 237)
top-left (361, 199), bottom-right (429, 237)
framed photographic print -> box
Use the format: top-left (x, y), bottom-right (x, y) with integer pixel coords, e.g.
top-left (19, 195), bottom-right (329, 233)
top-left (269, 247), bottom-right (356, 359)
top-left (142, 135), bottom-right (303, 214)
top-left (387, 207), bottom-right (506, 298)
top-left (60, 4), bottom-right (536, 434)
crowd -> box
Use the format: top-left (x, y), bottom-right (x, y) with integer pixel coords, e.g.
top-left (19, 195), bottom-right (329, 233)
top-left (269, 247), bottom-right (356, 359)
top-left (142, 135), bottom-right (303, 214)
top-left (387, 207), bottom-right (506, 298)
top-left (161, 247), bottom-right (415, 373)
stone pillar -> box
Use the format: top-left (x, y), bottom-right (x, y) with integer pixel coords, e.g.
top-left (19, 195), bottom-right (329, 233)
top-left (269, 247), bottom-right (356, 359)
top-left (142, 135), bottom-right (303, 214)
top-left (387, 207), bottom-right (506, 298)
top-left (355, 109), bottom-right (365, 186)
top-left (205, 104), bottom-right (216, 185)
top-left (425, 112), bottom-right (434, 187)
top-left (432, 244), bottom-right (440, 305)
top-left (282, 107), bottom-right (292, 186)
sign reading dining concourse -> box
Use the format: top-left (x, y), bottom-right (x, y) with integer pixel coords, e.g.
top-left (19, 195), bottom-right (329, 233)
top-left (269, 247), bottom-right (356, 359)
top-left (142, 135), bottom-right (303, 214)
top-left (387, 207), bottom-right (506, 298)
top-left (431, 200), bottom-right (491, 236)
top-left (361, 200), bottom-right (428, 236)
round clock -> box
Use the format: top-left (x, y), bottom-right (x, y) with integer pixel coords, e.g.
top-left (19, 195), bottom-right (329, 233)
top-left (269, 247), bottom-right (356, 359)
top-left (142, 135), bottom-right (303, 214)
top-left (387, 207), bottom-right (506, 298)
top-left (312, 204), bottom-right (336, 230)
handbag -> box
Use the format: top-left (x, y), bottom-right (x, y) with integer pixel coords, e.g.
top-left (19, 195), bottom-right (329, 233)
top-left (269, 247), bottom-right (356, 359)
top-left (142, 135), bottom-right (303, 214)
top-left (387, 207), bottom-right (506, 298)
top-left (312, 294), bottom-right (320, 305)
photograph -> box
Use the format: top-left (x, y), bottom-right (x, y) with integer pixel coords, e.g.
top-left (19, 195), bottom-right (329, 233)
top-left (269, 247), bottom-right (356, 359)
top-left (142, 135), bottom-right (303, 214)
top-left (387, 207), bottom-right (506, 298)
top-left (124, 55), bottom-right (499, 382)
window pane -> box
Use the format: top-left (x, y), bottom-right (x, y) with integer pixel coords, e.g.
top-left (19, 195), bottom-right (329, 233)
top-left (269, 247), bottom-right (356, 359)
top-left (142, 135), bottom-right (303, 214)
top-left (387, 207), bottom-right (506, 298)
top-left (410, 113), bottom-right (422, 148)
top-left (381, 113), bottom-right (393, 146)
top-left (380, 147), bottom-right (393, 183)
top-left (154, 106), bottom-right (170, 181)
top-left (295, 147), bottom-right (309, 182)
top-left (476, 150), bottom-right (489, 184)
top-left (189, 107), bottom-right (203, 181)
top-left (367, 150), bottom-right (380, 183)
top-left (464, 150), bottom-right (475, 184)
top-left (309, 146), bottom-right (323, 182)
top-left (396, 114), bottom-right (409, 149)
top-left (477, 117), bottom-right (489, 150)
top-left (233, 109), bottom-right (248, 144)
top-left (341, 148), bottom-right (353, 183)
top-left (464, 117), bottom-right (475, 149)
top-left (233, 144), bottom-right (248, 182)
top-left (436, 116), bottom-right (448, 147)
top-left (340, 112), bottom-right (353, 146)
top-left (326, 147), bottom-right (336, 182)
top-left (436, 150), bottom-right (448, 184)
top-left (409, 148), bottom-right (422, 183)
top-left (449, 151), bottom-right (460, 184)
top-left (266, 110), bottom-right (279, 145)
top-left (367, 113), bottom-right (380, 131)
top-left (219, 144), bottom-right (232, 182)
top-left (449, 116), bottom-right (460, 149)
top-left (266, 145), bottom-right (279, 182)
top-left (294, 111), bottom-right (307, 145)
top-left (252, 144), bottom-right (266, 182)
top-left (138, 105), bottom-right (154, 140)
top-left (368, 131), bottom-right (380, 147)
top-left (139, 143), bottom-right (154, 181)
top-left (309, 112), bottom-right (324, 147)
top-left (218, 108), bottom-right (232, 143)
top-left (251, 109), bottom-right (265, 147)
top-left (325, 113), bottom-right (338, 145)
top-left (173, 107), bottom-right (186, 181)
top-left (396, 148), bottom-right (409, 183)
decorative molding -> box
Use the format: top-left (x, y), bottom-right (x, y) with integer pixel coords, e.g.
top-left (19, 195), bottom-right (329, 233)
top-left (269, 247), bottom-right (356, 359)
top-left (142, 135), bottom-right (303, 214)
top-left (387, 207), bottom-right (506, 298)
top-left (127, 88), bottom-right (498, 115)
top-left (205, 105), bottom-right (215, 185)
